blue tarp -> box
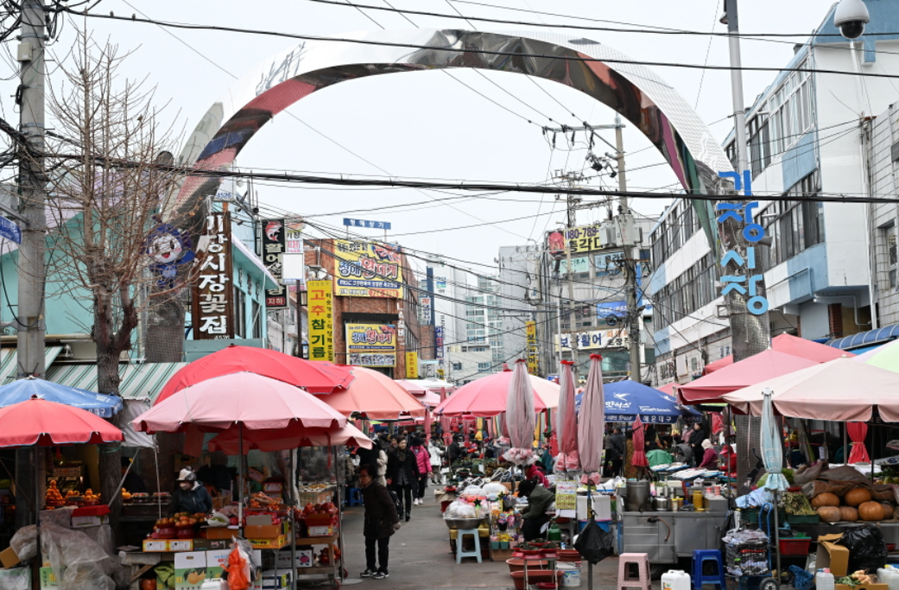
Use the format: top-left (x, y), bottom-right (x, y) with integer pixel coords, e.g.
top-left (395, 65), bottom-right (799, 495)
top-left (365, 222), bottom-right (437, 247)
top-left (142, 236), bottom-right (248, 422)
top-left (0, 377), bottom-right (123, 417)
top-left (576, 379), bottom-right (702, 424)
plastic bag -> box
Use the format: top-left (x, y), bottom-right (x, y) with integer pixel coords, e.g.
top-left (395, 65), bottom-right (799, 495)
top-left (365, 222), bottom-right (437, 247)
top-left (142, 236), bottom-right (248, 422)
top-left (223, 539), bottom-right (252, 590)
top-left (40, 522), bottom-right (118, 590)
top-left (837, 525), bottom-right (888, 574)
top-left (443, 501), bottom-right (476, 519)
top-left (574, 519), bottom-right (614, 565)
top-left (461, 485), bottom-right (483, 497)
top-left (9, 526), bottom-right (37, 561)
top-left (207, 511), bottom-right (229, 527)
top-left (482, 483), bottom-right (507, 499)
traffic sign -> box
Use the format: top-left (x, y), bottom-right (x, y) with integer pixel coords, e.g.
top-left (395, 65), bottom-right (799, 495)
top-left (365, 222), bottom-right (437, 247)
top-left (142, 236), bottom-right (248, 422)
top-left (0, 215), bottom-right (21, 244)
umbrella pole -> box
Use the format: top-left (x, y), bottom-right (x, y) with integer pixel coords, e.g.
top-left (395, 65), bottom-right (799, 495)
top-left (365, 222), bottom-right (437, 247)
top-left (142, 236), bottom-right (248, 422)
top-left (335, 446), bottom-right (346, 583)
top-left (34, 451), bottom-right (40, 590)
top-left (239, 423), bottom-right (244, 528)
top-left (289, 449), bottom-right (297, 590)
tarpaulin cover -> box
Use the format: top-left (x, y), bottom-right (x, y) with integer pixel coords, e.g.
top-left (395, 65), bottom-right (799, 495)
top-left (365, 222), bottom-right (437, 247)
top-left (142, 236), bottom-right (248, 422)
top-left (0, 377), bottom-right (122, 418)
top-left (760, 389), bottom-right (788, 491)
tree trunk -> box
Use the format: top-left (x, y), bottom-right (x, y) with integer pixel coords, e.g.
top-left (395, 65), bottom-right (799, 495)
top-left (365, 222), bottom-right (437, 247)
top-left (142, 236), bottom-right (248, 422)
top-left (96, 346), bottom-right (123, 534)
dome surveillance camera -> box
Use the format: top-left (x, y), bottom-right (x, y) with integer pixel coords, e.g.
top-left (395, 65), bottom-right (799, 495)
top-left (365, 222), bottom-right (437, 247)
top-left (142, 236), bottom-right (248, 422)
top-left (834, 0), bottom-right (870, 40)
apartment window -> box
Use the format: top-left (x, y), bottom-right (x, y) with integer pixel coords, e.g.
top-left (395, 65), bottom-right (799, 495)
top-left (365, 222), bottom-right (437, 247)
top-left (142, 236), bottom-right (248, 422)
top-left (748, 114), bottom-right (770, 178)
top-left (887, 224), bottom-right (898, 289)
top-left (233, 287), bottom-right (246, 338)
top-left (764, 171), bottom-right (823, 268)
top-left (478, 362), bottom-right (491, 371)
top-left (252, 300), bottom-right (262, 339)
top-left (452, 362), bottom-right (462, 371)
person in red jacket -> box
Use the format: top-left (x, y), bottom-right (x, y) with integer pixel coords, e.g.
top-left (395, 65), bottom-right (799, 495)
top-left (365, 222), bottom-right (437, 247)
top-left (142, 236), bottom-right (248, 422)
top-left (410, 436), bottom-right (431, 506)
top-left (526, 463), bottom-right (550, 488)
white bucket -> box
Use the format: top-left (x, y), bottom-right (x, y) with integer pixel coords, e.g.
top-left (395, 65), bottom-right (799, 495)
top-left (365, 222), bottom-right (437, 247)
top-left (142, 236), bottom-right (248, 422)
top-left (558, 562), bottom-right (581, 588)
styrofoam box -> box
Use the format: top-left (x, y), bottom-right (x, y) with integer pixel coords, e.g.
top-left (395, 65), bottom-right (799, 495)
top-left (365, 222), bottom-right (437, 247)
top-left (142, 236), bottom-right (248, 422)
top-left (275, 550), bottom-right (313, 569)
top-left (576, 494), bottom-right (611, 521)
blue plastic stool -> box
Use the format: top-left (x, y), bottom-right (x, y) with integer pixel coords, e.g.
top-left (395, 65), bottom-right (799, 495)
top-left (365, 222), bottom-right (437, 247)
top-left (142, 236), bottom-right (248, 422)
top-left (691, 549), bottom-right (726, 590)
top-left (347, 488), bottom-right (363, 507)
top-left (455, 528), bottom-right (482, 564)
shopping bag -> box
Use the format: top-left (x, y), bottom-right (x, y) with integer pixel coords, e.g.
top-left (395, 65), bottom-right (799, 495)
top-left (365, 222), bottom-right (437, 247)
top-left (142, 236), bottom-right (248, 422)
top-left (574, 519), bottom-right (614, 565)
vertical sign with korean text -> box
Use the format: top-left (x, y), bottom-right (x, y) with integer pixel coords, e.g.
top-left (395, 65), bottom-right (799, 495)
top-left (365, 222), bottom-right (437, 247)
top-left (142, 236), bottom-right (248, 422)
top-left (716, 171), bottom-right (769, 316)
top-left (554, 478), bottom-right (577, 518)
top-left (406, 351), bottom-right (418, 379)
top-left (262, 219), bottom-right (287, 309)
top-left (192, 211), bottom-right (234, 339)
top-left (435, 326), bottom-right (445, 359)
top-left (525, 320), bottom-right (539, 375)
top-left (307, 280), bottom-right (334, 362)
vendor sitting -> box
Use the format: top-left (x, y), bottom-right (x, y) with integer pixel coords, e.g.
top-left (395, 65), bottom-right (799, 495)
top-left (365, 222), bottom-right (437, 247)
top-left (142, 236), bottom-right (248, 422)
top-left (517, 479), bottom-right (554, 542)
top-left (172, 468), bottom-right (213, 515)
top-left (698, 439), bottom-right (719, 470)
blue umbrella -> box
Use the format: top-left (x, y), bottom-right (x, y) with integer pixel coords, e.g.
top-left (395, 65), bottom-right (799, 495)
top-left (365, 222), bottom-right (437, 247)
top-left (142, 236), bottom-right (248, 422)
top-left (576, 379), bottom-right (701, 424)
top-left (0, 377), bottom-right (122, 418)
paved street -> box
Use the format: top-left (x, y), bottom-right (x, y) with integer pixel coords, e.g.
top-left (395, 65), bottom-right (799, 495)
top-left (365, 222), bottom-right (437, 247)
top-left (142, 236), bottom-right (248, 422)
top-left (329, 490), bottom-right (633, 590)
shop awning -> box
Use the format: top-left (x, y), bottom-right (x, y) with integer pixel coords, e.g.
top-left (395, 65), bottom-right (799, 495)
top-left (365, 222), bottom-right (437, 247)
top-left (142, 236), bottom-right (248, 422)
top-left (46, 361), bottom-right (188, 402)
top-left (827, 323), bottom-right (899, 351)
top-left (0, 346), bottom-right (63, 384)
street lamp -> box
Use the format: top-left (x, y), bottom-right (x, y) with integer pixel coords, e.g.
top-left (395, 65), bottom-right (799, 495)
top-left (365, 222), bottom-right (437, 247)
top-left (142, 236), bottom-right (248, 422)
top-left (834, 0), bottom-right (870, 40)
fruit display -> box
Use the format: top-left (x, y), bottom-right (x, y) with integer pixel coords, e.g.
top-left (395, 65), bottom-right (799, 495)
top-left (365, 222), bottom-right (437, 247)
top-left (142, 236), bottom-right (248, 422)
top-left (811, 487), bottom-right (896, 522)
top-left (83, 489), bottom-right (101, 505)
top-left (45, 480), bottom-right (65, 507)
top-left (248, 492), bottom-right (282, 510)
top-left (122, 488), bottom-right (132, 502)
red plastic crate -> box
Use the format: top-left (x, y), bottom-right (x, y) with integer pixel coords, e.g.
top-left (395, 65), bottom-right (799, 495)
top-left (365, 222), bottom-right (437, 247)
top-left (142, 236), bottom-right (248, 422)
top-left (72, 504), bottom-right (110, 517)
top-left (779, 538), bottom-right (810, 556)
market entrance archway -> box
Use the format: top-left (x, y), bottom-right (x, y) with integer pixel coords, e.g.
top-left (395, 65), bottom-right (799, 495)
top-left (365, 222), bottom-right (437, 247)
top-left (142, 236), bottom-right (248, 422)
top-left (175, 29), bottom-right (731, 207)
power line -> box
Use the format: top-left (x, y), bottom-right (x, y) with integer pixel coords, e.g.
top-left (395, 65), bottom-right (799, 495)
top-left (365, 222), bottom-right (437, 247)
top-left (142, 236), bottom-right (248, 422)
top-left (61, 9), bottom-right (899, 81)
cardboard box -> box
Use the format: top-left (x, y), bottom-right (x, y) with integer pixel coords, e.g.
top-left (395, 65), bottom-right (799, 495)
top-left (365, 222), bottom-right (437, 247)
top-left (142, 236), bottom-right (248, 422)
top-left (142, 539), bottom-right (169, 552)
top-left (0, 567), bottom-right (30, 590)
top-left (0, 546), bottom-right (20, 568)
top-left (174, 551), bottom-right (207, 589)
top-left (817, 534), bottom-right (850, 577)
top-left (70, 515), bottom-right (108, 528)
top-left (248, 534), bottom-right (289, 550)
top-left (205, 550), bottom-right (230, 579)
top-left (275, 550), bottom-right (313, 569)
top-left (244, 525), bottom-right (280, 539)
top-left (191, 539), bottom-right (229, 551)
top-left (169, 540), bottom-right (196, 552)
top-left (202, 526), bottom-right (237, 540)
top-left (491, 548), bottom-right (514, 562)
top-left (306, 525), bottom-right (334, 537)
top-left (246, 515), bottom-right (273, 526)
top-left (260, 570), bottom-right (291, 590)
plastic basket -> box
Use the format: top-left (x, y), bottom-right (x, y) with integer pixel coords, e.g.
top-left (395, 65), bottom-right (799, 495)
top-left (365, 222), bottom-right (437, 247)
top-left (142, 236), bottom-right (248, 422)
top-left (786, 513), bottom-right (819, 525)
top-left (779, 538), bottom-right (811, 556)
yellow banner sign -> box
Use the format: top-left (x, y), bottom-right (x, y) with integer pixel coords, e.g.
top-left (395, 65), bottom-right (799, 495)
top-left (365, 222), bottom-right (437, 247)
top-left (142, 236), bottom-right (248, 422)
top-left (565, 223), bottom-right (603, 255)
top-left (333, 240), bottom-right (404, 298)
top-left (406, 351), bottom-right (418, 379)
top-left (307, 280), bottom-right (334, 362)
top-left (525, 320), bottom-right (539, 375)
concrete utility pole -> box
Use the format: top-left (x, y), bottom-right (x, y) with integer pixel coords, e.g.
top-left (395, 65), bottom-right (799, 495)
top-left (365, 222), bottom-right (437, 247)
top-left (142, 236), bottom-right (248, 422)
top-left (723, 0), bottom-right (771, 483)
top-left (15, 0), bottom-right (46, 530)
top-left (613, 115), bottom-right (643, 383)
top-left (554, 171), bottom-right (583, 370)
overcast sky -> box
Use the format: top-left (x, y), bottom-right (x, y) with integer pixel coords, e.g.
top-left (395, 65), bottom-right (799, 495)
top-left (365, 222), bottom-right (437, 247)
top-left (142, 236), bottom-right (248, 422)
top-left (7, 0), bottom-right (840, 275)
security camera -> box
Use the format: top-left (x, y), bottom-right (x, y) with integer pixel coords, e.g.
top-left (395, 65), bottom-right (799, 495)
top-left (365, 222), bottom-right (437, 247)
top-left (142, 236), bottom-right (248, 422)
top-left (834, 0), bottom-right (870, 40)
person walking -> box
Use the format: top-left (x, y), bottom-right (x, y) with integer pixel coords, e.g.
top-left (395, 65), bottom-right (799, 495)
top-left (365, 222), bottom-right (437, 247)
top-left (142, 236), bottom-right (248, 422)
top-left (428, 438), bottom-right (444, 484)
top-left (410, 437), bottom-right (431, 506)
top-left (358, 465), bottom-right (400, 580)
top-left (689, 423), bottom-right (707, 467)
top-left (387, 437), bottom-right (420, 521)
top-left (607, 427), bottom-right (625, 477)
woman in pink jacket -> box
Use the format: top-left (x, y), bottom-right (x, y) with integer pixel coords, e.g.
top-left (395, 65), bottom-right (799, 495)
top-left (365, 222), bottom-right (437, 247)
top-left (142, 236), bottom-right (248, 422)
top-left (410, 436), bottom-right (432, 506)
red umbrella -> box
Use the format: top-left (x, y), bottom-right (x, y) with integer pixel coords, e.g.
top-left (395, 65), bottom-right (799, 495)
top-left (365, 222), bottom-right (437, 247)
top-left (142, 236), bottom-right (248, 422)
top-left (434, 367), bottom-right (557, 417)
top-left (632, 415), bottom-right (648, 468)
top-left (0, 396), bottom-right (123, 447)
top-left (677, 349), bottom-right (818, 405)
top-left (704, 333), bottom-right (852, 374)
top-left (578, 355), bottom-right (605, 482)
top-left (321, 366), bottom-right (426, 420)
top-left (155, 344), bottom-right (354, 405)
top-left (133, 372), bottom-right (346, 434)
top-left (847, 422), bottom-right (870, 463)
top-left (555, 360), bottom-right (580, 472)
top-left (208, 423), bottom-right (373, 454)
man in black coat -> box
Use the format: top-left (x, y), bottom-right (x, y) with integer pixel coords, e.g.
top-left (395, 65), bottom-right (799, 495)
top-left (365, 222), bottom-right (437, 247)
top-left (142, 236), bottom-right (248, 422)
top-left (358, 465), bottom-right (400, 580)
top-left (606, 427), bottom-right (625, 477)
top-left (447, 435), bottom-right (463, 464)
top-left (386, 437), bottom-right (420, 522)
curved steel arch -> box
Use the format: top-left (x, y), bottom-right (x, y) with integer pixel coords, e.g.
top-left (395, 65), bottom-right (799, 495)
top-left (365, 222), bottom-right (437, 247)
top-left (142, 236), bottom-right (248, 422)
top-left (176, 29), bottom-right (730, 207)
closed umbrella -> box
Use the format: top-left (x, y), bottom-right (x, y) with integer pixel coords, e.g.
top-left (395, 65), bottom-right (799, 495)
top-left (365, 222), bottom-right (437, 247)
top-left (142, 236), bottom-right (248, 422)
top-left (578, 355), bottom-right (605, 480)
top-left (555, 360), bottom-right (580, 472)
top-left (847, 422), bottom-right (870, 463)
top-left (632, 415), bottom-right (648, 469)
top-left (502, 360), bottom-right (536, 465)
top-left (760, 388), bottom-right (788, 491)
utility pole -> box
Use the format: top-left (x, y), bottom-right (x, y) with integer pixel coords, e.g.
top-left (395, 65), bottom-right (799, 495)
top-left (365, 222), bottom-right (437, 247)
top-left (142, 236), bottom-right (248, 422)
top-left (15, 0), bottom-right (46, 530)
top-left (554, 171), bottom-right (583, 371)
top-left (613, 115), bottom-right (643, 383)
top-left (723, 0), bottom-right (771, 483)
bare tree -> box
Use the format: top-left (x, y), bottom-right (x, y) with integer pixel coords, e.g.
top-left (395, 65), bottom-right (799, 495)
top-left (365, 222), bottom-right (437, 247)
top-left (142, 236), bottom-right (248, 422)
top-left (29, 33), bottom-right (190, 524)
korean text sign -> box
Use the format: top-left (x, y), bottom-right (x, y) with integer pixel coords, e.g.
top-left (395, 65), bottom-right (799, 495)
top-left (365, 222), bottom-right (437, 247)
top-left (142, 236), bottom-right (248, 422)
top-left (192, 211), bottom-right (235, 339)
top-left (332, 240), bottom-right (404, 298)
top-left (262, 218), bottom-right (288, 309)
top-left (345, 323), bottom-right (396, 367)
top-left (525, 321), bottom-right (539, 375)
top-left (307, 280), bottom-right (334, 362)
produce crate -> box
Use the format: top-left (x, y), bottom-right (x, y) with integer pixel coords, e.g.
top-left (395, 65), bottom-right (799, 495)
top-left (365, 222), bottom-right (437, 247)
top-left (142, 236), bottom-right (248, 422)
top-left (779, 537), bottom-right (811, 555)
top-left (741, 508), bottom-right (785, 525)
top-left (786, 513), bottom-right (819, 525)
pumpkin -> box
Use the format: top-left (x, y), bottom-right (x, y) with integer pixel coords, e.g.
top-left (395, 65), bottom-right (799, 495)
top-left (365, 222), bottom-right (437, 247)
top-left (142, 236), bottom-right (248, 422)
top-left (817, 506), bottom-right (842, 522)
top-left (811, 493), bottom-right (840, 508)
top-left (859, 501), bottom-right (883, 521)
top-left (839, 506), bottom-right (859, 521)
top-left (881, 503), bottom-right (894, 520)
top-left (844, 488), bottom-right (872, 506)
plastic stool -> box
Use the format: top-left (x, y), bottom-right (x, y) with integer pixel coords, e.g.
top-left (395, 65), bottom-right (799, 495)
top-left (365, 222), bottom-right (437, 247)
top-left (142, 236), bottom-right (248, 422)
top-left (691, 549), bottom-right (726, 590)
top-left (455, 528), bottom-right (482, 564)
top-left (347, 488), bottom-right (363, 507)
top-left (617, 553), bottom-right (651, 590)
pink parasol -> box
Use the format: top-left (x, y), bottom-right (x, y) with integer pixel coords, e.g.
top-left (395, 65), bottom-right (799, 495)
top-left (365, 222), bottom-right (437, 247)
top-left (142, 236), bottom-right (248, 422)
top-left (208, 423), bottom-right (373, 454)
top-left (578, 355), bottom-right (605, 483)
top-left (321, 366), bottom-right (427, 420)
top-left (703, 333), bottom-right (853, 374)
top-left (632, 415), bottom-right (648, 468)
top-left (554, 360), bottom-right (580, 472)
top-left (502, 360), bottom-right (536, 465)
top-left (133, 372), bottom-right (346, 433)
top-left (0, 396), bottom-right (123, 448)
top-left (434, 366), bottom-right (558, 417)
top-left (847, 422), bottom-right (870, 463)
